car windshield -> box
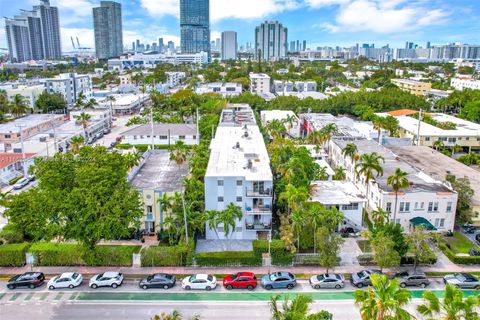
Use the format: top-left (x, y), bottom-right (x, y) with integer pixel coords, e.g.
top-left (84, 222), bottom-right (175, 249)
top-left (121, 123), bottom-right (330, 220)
top-left (358, 271), bottom-right (368, 278)
top-left (207, 275), bottom-right (213, 282)
top-left (269, 273), bottom-right (279, 281)
top-left (231, 274), bottom-right (238, 280)
top-left (317, 275), bottom-right (325, 281)
top-left (97, 273), bottom-right (104, 279)
top-left (72, 273), bottom-right (79, 279)
top-left (455, 274), bottom-right (466, 282)
top-left (164, 274), bottom-right (172, 280)
top-left (146, 275), bottom-right (153, 281)
top-left (189, 275), bottom-right (196, 282)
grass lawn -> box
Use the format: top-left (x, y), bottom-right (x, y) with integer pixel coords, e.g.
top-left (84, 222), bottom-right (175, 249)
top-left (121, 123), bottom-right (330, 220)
top-left (356, 240), bottom-right (372, 253)
top-left (442, 232), bottom-right (479, 254)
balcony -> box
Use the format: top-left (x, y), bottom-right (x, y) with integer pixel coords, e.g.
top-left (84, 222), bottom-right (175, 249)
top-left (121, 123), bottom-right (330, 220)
top-left (245, 220), bottom-right (272, 230)
top-left (245, 205), bottom-right (272, 215)
top-left (245, 188), bottom-right (272, 197)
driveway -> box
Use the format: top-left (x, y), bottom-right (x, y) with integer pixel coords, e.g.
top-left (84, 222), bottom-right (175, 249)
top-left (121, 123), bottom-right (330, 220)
top-left (338, 238), bottom-right (362, 267)
top-left (196, 240), bottom-right (253, 253)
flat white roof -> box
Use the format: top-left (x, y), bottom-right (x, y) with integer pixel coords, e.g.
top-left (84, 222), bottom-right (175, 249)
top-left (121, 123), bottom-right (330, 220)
top-left (310, 180), bottom-right (366, 205)
top-left (249, 73), bottom-right (270, 79)
top-left (392, 78), bottom-right (429, 85)
top-left (0, 114), bottom-right (64, 134)
top-left (206, 105), bottom-right (272, 181)
top-left (301, 113), bottom-right (364, 138)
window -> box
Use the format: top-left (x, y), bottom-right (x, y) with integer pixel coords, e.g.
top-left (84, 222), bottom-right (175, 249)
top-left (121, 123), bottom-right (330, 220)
top-left (466, 137), bottom-right (470, 141)
top-left (146, 205), bottom-right (153, 213)
top-left (386, 202), bottom-right (392, 212)
top-left (159, 135), bottom-right (167, 139)
top-left (179, 135), bottom-right (185, 140)
top-left (4, 134), bottom-right (11, 139)
top-left (236, 180), bottom-right (243, 186)
top-left (217, 180), bottom-right (224, 186)
top-left (414, 202), bottom-right (418, 209)
top-left (420, 202), bottom-right (424, 209)
top-left (193, 135), bottom-right (196, 140)
top-left (341, 203), bottom-right (359, 210)
top-left (425, 137), bottom-right (430, 141)
top-left (446, 202), bottom-right (453, 212)
top-left (399, 202), bottom-right (409, 212)
top-left (236, 196), bottom-right (242, 202)
top-left (218, 197), bottom-right (224, 202)
top-left (428, 202), bottom-right (439, 212)
top-left (435, 218), bottom-right (445, 228)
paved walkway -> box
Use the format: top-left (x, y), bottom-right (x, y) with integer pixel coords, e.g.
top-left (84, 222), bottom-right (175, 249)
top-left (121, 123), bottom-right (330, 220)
top-left (338, 238), bottom-right (362, 267)
top-left (195, 240), bottom-right (253, 253)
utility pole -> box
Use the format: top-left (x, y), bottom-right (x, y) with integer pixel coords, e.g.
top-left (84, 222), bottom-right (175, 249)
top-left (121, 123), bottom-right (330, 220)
top-left (181, 186), bottom-right (189, 244)
top-left (51, 112), bottom-right (58, 153)
top-left (150, 106), bottom-right (154, 151)
top-left (416, 109), bottom-right (422, 146)
top-left (16, 124), bottom-right (27, 177)
top-left (196, 108), bottom-right (200, 144)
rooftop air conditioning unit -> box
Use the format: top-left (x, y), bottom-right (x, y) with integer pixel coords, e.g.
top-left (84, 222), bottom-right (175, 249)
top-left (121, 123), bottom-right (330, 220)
top-left (247, 159), bottom-right (253, 169)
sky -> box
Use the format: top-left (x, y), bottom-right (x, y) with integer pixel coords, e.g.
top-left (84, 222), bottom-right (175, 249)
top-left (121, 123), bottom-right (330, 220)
top-left (0, 0), bottom-right (479, 52)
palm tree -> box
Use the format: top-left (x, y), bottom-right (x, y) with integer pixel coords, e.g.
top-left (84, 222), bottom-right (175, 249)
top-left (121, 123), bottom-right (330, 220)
top-left (417, 284), bottom-right (480, 320)
top-left (282, 114), bottom-right (297, 132)
top-left (84, 98), bottom-right (98, 109)
top-left (291, 209), bottom-right (306, 252)
top-left (158, 192), bottom-right (174, 233)
top-left (0, 191), bottom-right (11, 207)
top-left (217, 203), bottom-right (243, 250)
top-left (315, 166), bottom-right (329, 181)
top-left (270, 294), bottom-right (332, 320)
top-left (9, 94), bottom-right (29, 117)
top-left (0, 90), bottom-right (11, 115)
top-left (354, 274), bottom-right (413, 320)
top-left (75, 112), bottom-right (91, 139)
top-left (387, 168), bottom-right (409, 223)
top-left (124, 150), bottom-right (142, 170)
top-left (151, 310), bottom-right (200, 320)
top-left (266, 119), bottom-right (287, 139)
top-left (75, 92), bottom-right (86, 110)
top-left (321, 123), bottom-right (338, 151)
top-left (69, 135), bottom-right (85, 154)
top-left (309, 204), bottom-right (324, 253)
top-left (333, 166), bottom-right (346, 180)
top-left (355, 152), bottom-right (385, 208)
top-left (279, 184), bottom-right (309, 214)
top-left (342, 142), bottom-right (359, 181)
top-left (106, 95), bottom-right (116, 121)
top-left (434, 139), bottom-right (444, 151)
top-left (371, 208), bottom-right (390, 226)
top-left (206, 209), bottom-right (221, 240)
top-left (170, 141), bottom-right (190, 165)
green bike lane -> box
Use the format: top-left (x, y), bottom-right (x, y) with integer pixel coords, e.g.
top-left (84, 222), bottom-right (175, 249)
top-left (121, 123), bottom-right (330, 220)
top-left (74, 289), bottom-right (480, 302)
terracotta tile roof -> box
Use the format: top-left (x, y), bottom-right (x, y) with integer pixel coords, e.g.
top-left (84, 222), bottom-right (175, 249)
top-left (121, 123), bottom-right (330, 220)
top-left (0, 153), bottom-right (35, 169)
top-left (386, 109), bottom-right (419, 117)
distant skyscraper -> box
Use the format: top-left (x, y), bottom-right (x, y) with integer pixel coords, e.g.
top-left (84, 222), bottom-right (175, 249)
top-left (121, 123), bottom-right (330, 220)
top-left (159, 38), bottom-right (164, 52)
top-left (93, 1), bottom-right (123, 59)
top-left (289, 41), bottom-right (295, 52)
top-left (405, 41), bottom-right (414, 49)
top-left (221, 31), bottom-right (237, 60)
top-left (296, 40), bottom-right (300, 52)
top-left (302, 40), bottom-right (307, 51)
top-left (132, 41), bottom-right (135, 51)
top-left (255, 21), bottom-right (288, 61)
top-left (180, 0), bottom-right (210, 57)
top-left (5, 0), bottom-right (61, 62)
top-left (426, 41), bottom-right (431, 49)
top-left (168, 41), bottom-right (174, 51)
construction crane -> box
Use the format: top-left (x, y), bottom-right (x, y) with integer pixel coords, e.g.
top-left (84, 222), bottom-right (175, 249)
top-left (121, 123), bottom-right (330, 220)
top-left (71, 36), bottom-right (76, 49)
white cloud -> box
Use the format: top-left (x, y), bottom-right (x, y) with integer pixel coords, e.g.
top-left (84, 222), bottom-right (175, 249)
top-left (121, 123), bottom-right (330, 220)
top-left (316, 0), bottom-right (449, 33)
top-left (50, 0), bottom-right (96, 25)
top-left (140, 0), bottom-right (301, 21)
top-left (305, 0), bottom-right (349, 8)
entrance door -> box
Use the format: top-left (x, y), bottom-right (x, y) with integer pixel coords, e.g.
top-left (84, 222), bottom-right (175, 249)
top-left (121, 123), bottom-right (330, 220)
top-left (145, 221), bottom-right (155, 234)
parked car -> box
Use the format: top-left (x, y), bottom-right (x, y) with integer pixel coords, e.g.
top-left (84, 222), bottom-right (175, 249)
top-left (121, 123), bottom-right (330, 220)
top-left (103, 128), bottom-right (111, 135)
top-left (139, 273), bottom-right (176, 290)
top-left (182, 274), bottom-right (216, 291)
top-left (261, 272), bottom-right (296, 290)
top-left (309, 273), bottom-right (344, 289)
top-left (463, 225), bottom-right (477, 234)
top-left (340, 227), bottom-right (360, 238)
top-left (223, 272), bottom-right (257, 290)
top-left (394, 271), bottom-right (430, 288)
top-left (47, 272), bottom-right (83, 290)
top-left (443, 273), bottom-right (480, 289)
top-left (95, 132), bottom-right (104, 140)
top-left (476, 233), bottom-right (480, 245)
top-left (7, 272), bottom-right (45, 290)
top-left (89, 272), bottom-right (123, 289)
top-left (351, 270), bottom-right (382, 288)
top-left (469, 248), bottom-right (480, 256)
top-left (13, 178), bottom-right (29, 190)
top-left (27, 174), bottom-right (36, 181)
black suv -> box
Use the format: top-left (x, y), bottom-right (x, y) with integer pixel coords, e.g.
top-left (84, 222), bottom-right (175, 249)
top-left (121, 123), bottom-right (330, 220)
top-left (139, 273), bottom-right (176, 290)
top-left (7, 272), bottom-right (45, 289)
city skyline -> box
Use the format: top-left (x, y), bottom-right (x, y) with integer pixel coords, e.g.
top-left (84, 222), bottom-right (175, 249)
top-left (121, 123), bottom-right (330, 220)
top-left (0, 0), bottom-right (479, 53)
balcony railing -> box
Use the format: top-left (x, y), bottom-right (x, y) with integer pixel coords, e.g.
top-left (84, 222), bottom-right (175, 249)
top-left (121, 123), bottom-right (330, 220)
top-left (245, 188), bottom-right (272, 197)
top-left (245, 205), bottom-right (272, 214)
top-left (245, 220), bottom-right (272, 230)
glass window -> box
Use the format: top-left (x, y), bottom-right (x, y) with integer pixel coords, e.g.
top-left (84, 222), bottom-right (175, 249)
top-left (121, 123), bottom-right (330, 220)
top-left (236, 180), bottom-right (243, 186)
top-left (218, 197), bottom-right (224, 202)
top-left (179, 135), bottom-right (185, 140)
top-left (236, 196), bottom-right (242, 202)
top-left (386, 202), bottom-right (392, 212)
top-left (446, 202), bottom-right (452, 212)
top-left (217, 180), bottom-right (224, 186)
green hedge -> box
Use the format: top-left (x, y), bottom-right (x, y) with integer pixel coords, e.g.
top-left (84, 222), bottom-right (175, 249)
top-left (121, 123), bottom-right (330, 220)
top-left (0, 243), bottom-right (30, 267)
top-left (439, 243), bottom-right (480, 265)
top-left (196, 251), bottom-right (260, 267)
top-left (141, 240), bottom-right (194, 267)
top-left (29, 243), bottom-right (141, 266)
top-left (357, 253), bottom-right (437, 266)
top-left (253, 240), bottom-right (294, 266)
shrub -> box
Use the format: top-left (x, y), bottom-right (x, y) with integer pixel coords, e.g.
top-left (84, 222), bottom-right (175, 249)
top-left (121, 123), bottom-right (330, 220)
top-left (0, 243), bottom-right (30, 267)
top-left (253, 240), bottom-right (294, 266)
top-left (439, 243), bottom-right (480, 265)
top-left (357, 253), bottom-right (375, 265)
top-left (141, 241), bottom-right (194, 267)
top-left (0, 223), bottom-right (24, 244)
top-left (29, 243), bottom-right (140, 266)
top-left (9, 176), bottom-right (23, 185)
top-left (196, 251), bottom-right (260, 267)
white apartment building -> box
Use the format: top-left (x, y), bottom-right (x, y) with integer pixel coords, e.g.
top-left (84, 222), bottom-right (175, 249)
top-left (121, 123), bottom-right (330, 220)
top-left (108, 52), bottom-right (208, 71)
top-left (451, 77), bottom-right (480, 91)
top-left (249, 73), bottom-right (271, 94)
top-left (273, 80), bottom-right (317, 94)
top-left (195, 82), bottom-right (242, 97)
top-left (44, 73), bottom-right (93, 106)
top-left (122, 123), bottom-right (199, 146)
top-left (205, 104), bottom-right (273, 240)
top-left (295, 81), bottom-right (317, 92)
top-left (329, 138), bottom-right (458, 231)
top-left (273, 80), bottom-right (294, 94)
top-left (260, 110), bottom-right (301, 137)
top-left (165, 71), bottom-right (186, 87)
top-left (4, 84), bottom-right (44, 109)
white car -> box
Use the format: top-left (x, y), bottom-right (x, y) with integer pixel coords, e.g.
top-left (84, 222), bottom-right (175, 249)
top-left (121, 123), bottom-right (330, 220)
top-left (89, 272), bottom-right (123, 289)
top-left (182, 274), bottom-right (217, 291)
top-left (13, 178), bottom-right (29, 190)
top-left (47, 272), bottom-right (83, 290)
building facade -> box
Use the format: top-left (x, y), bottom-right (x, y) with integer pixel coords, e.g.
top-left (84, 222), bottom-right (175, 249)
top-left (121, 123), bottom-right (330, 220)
top-left (221, 31), bottom-right (237, 60)
top-left (122, 124), bottom-right (199, 146)
top-left (5, 0), bottom-right (61, 62)
top-left (93, 1), bottom-right (123, 59)
top-left (44, 73), bottom-right (93, 106)
top-left (195, 83), bottom-right (242, 97)
top-left (180, 0), bottom-right (210, 58)
top-left (391, 79), bottom-right (432, 96)
top-left (255, 21), bottom-right (288, 61)
top-left (451, 77), bottom-right (480, 91)
top-left (249, 73), bottom-right (271, 94)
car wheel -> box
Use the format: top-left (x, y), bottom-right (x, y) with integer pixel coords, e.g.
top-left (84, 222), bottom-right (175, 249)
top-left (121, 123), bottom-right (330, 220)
top-left (420, 283), bottom-right (427, 288)
top-left (111, 283), bottom-right (118, 289)
top-left (7, 284), bottom-right (15, 290)
top-left (356, 283), bottom-right (363, 288)
top-left (91, 284), bottom-right (98, 289)
top-left (400, 283), bottom-right (406, 288)
top-left (49, 285), bottom-right (55, 290)
top-left (335, 284), bottom-right (342, 289)
top-left (142, 285), bottom-right (148, 290)
top-left (29, 284), bottom-right (35, 289)
top-left (69, 284), bottom-right (74, 289)
top-left (265, 285), bottom-right (273, 290)
top-left (205, 286), bottom-right (212, 291)
top-left (286, 284), bottom-right (294, 290)
top-left (314, 285), bottom-right (320, 289)
top-left (185, 285), bottom-right (191, 290)
top-left (247, 285), bottom-right (255, 291)
top-left (226, 284), bottom-right (233, 290)
top-left (163, 285), bottom-right (169, 290)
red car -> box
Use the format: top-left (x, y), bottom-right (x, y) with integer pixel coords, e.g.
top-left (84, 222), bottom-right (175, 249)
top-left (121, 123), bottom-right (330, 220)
top-left (223, 272), bottom-right (257, 290)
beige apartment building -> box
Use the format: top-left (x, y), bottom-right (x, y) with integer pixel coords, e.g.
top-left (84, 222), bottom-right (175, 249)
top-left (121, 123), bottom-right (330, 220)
top-left (391, 79), bottom-right (432, 96)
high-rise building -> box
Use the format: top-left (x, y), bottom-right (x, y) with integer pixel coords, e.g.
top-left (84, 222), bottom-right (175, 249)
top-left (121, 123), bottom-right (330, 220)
top-left (180, 0), bottom-right (210, 57)
top-left (221, 31), bottom-right (237, 60)
top-left (5, 0), bottom-right (61, 62)
top-left (167, 41), bottom-right (175, 51)
top-left (296, 40), bottom-right (300, 52)
top-left (426, 41), bottom-right (431, 49)
top-left (158, 38), bottom-right (164, 52)
top-left (255, 21), bottom-right (288, 61)
top-left (302, 40), bottom-right (307, 51)
top-left (289, 41), bottom-right (295, 52)
top-left (93, 1), bottom-right (123, 59)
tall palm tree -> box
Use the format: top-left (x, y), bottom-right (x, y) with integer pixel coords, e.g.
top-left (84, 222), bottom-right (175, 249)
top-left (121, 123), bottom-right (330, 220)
top-left (75, 92), bottom-right (86, 110)
top-left (342, 142), bottom-right (360, 181)
top-left (279, 184), bottom-right (309, 215)
top-left (75, 112), bottom-right (91, 139)
top-left (372, 115), bottom-right (385, 139)
top-left (206, 209), bottom-right (221, 240)
top-left (10, 94), bottom-right (29, 117)
top-left (354, 274), bottom-right (413, 320)
top-left (371, 208), bottom-right (390, 226)
top-left (417, 284), bottom-right (480, 320)
top-left (386, 168), bottom-right (409, 223)
top-left (170, 141), bottom-right (190, 165)
top-left (270, 294), bottom-right (332, 320)
top-left (217, 203), bottom-right (243, 250)
top-left (333, 166), bottom-right (346, 180)
top-left (158, 192), bottom-right (174, 232)
top-left (106, 95), bottom-right (116, 121)
top-left (291, 209), bottom-right (306, 252)
top-left (282, 114), bottom-right (297, 132)
top-left (321, 123), bottom-right (338, 152)
top-left (69, 135), bottom-right (85, 154)
top-left (355, 152), bottom-right (385, 208)
top-left (309, 204), bottom-right (324, 253)
top-left (434, 139), bottom-right (444, 151)
top-left (0, 90), bottom-right (10, 114)
top-left (315, 166), bottom-right (329, 181)
top-left (124, 150), bottom-right (142, 170)
top-left (84, 98), bottom-right (98, 109)
top-left (266, 119), bottom-right (287, 139)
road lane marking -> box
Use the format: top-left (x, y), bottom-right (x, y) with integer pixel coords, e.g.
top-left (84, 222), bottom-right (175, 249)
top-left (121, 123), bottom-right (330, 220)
top-left (9, 293), bottom-right (21, 301)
